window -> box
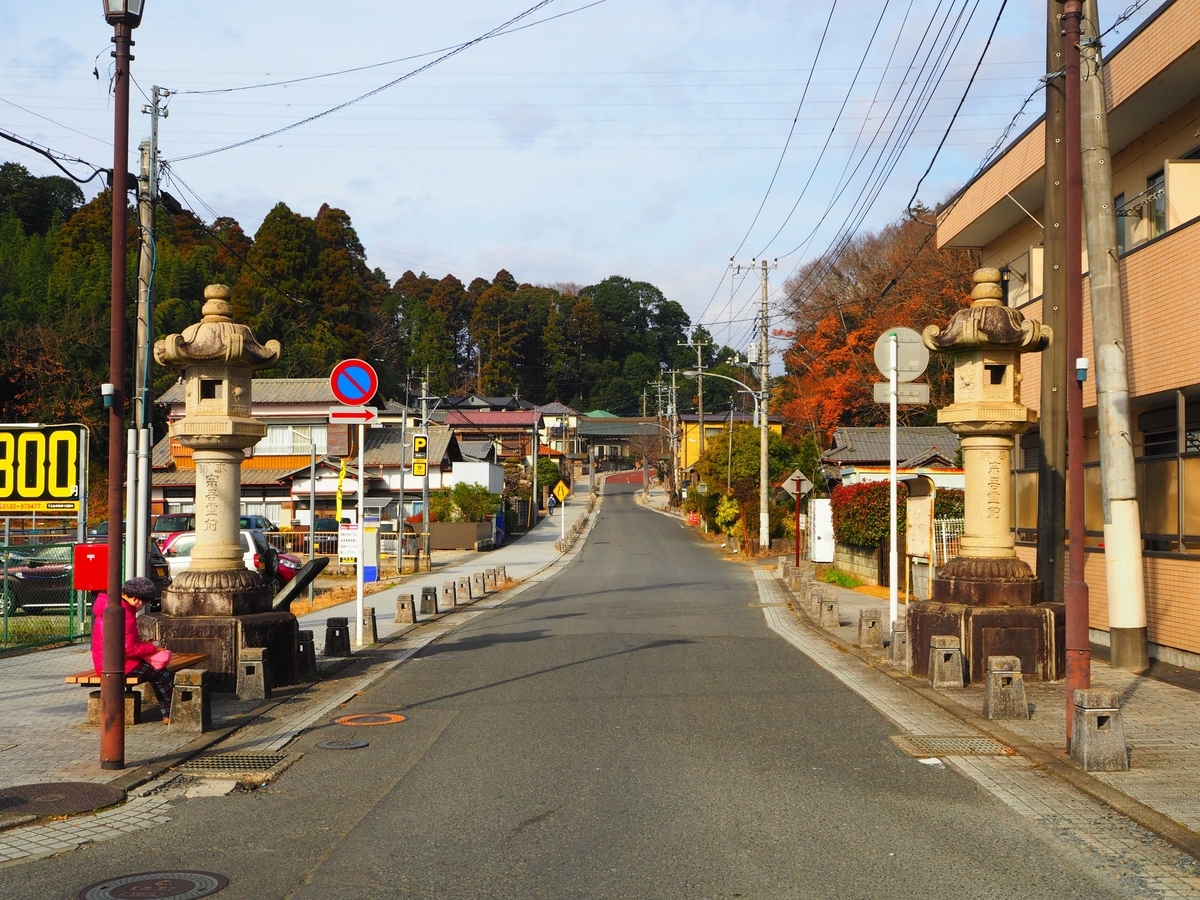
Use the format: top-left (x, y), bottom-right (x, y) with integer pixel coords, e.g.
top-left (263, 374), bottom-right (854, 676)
top-left (199, 379), bottom-right (222, 400)
top-left (256, 424), bottom-right (327, 456)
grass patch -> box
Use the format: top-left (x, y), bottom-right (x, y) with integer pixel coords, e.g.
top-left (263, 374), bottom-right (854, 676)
top-left (818, 567), bottom-right (863, 589)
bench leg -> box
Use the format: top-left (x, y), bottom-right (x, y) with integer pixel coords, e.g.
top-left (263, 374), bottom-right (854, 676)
top-left (87, 689), bottom-right (141, 727)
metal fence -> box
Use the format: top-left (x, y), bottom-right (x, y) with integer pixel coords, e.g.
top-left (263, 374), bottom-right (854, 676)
top-left (1, 543), bottom-right (89, 652)
top-left (263, 531), bottom-right (340, 556)
top-left (932, 518), bottom-right (965, 567)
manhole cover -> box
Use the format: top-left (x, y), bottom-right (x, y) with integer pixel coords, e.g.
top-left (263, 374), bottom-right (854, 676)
top-left (317, 739), bottom-right (369, 751)
top-left (334, 712), bottom-right (405, 727)
top-left (0, 782), bottom-right (124, 817)
top-left (178, 753), bottom-right (287, 773)
top-left (891, 735), bottom-right (1017, 757)
top-left (76, 870), bottom-right (228, 899)
top-left (421, 653), bottom-right (456, 661)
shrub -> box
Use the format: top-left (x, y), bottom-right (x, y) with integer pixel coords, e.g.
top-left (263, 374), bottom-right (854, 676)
top-left (820, 567), bottom-right (863, 588)
top-left (934, 487), bottom-right (964, 519)
top-left (831, 480), bottom-right (907, 547)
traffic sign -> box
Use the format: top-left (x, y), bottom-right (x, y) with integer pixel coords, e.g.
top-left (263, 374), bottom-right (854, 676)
top-left (873, 382), bottom-right (930, 405)
top-left (782, 469), bottom-right (813, 498)
top-left (412, 461), bottom-right (427, 477)
top-left (412, 434), bottom-right (428, 460)
top-left (328, 406), bottom-right (378, 424)
top-left (552, 480), bottom-right (570, 503)
top-left (696, 482), bottom-right (708, 494)
top-left (329, 359), bottom-right (378, 406)
top-left (873, 327), bottom-right (929, 383)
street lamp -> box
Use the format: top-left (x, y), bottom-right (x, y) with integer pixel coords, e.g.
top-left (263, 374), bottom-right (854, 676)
top-left (100, 0), bottom-right (146, 772)
top-left (684, 370), bottom-right (770, 551)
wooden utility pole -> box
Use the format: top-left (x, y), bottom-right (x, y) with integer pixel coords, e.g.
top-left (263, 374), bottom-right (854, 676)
top-left (1080, 0), bottom-right (1148, 672)
top-left (1038, 0), bottom-right (1068, 605)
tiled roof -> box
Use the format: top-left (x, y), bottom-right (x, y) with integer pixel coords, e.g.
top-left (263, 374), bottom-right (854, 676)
top-left (679, 413), bottom-right (782, 424)
top-left (822, 426), bottom-right (959, 465)
top-left (539, 401), bottom-right (578, 416)
top-left (585, 410), bottom-right (619, 418)
top-left (157, 377), bottom-right (338, 406)
top-left (576, 418), bottom-right (661, 437)
top-left (152, 435), bottom-right (172, 468)
top-left (363, 425), bottom-right (457, 467)
top-left (153, 466), bottom-right (307, 487)
top-left (459, 440), bottom-right (495, 461)
top-left (444, 410), bottom-right (541, 428)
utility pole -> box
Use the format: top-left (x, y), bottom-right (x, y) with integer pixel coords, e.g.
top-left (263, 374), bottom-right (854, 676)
top-left (670, 370), bottom-right (680, 502)
top-left (757, 259), bottom-right (775, 551)
top-left (421, 374), bottom-right (430, 566)
top-left (1080, 0), bottom-right (1148, 673)
top-left (1038, 0), bottom-right (1068, 606)
top-left (1060, 0), bottom-right (1091, 746)
top-left (679, 338), bottom-right (710, 458)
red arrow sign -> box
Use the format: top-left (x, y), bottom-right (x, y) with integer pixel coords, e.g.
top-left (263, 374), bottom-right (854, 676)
top-left (328, 405), bottom-right (378, 424)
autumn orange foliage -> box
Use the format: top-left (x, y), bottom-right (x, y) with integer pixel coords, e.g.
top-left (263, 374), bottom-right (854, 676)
top-left (776, 217), bottom-right (980, 439)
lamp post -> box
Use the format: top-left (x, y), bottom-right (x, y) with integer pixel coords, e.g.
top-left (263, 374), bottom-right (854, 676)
top-left (100, 0), bottom-right (146, 772)
top-left (684, 370), bottom-right (768, 550)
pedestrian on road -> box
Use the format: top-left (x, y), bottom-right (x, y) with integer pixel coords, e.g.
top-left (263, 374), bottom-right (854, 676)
top-left (91, 577), bottom-right (174, 722)
top-left (547, 494), bottom-right (557, 516)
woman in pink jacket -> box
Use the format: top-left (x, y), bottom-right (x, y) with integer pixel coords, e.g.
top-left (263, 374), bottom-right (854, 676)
top-left (90, 577), bottom-right (173, 722)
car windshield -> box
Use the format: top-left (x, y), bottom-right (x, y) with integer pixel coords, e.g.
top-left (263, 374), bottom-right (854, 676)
top-left (154, 515), bottom-right (194, 533)
top-left (170, 535), bottom-right (196, 556)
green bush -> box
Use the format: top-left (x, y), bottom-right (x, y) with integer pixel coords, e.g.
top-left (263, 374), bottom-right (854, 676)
top-left (831, 481), bottom-right (907, 547)
top-left (451, 482), bottom-right (502, 521)
top-left (820, 567), bottom-right (863, 589)
top-left (934, 487), bottom-right (964, 519)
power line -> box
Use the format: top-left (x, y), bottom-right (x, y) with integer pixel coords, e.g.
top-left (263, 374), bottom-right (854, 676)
top-left (0, 126), bottom-right (107, 185)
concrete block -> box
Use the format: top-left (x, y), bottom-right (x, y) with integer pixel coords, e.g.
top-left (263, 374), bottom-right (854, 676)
top-left (983, 655), bottom-right (1029, 720)
top-left (472, 572), bottom-right (487, 596)
top-left (87, 689), bottom-right (140, 726)
top-left (484, 569), bottom-right (497, 591)
top-left (929, 635), bottom-right (965, 689)
top-left (858, 608), bottom-right (884, 649)
top-left (458, 576), bottom-right (473, 603)
top-left (818, 597), bottom-right (840, 628)
top-left (497, 565), bottom-right (507, 582)
top-left (889, 623), bottom-right (907, 669)
top-left (419, 586), bottom-right (438, 616)
top-left (440, 581), bottom-right (457, 612)
top-left (361, 607), bottom-right (378, 644)
top-left (237, 647), bottom-right (271, 701)
top-left (395, 594), bottom-right (415, 624)
top-left (778, 555), bottom-right (788, 575)
top-left (1071, 689), bottom-right (1129, 772)
top-left (296, 630), bottom-right (317, 681)
top-left (807, 588), bottom-right (824, 621)
top-left (324, 616), bottom-right (352, 657)
top-left (169, 669), bottom-right (211, 733)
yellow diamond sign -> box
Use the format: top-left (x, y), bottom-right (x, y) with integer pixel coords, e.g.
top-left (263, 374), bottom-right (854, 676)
top-left (552, 480), bottom-right (570, 503)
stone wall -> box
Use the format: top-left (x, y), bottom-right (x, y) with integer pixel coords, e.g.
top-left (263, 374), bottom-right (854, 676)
top-left (834, 543), bottom-right (880, 585)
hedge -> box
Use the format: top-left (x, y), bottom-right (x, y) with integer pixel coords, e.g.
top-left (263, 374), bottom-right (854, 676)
top-left (831, 481), bottom-right (907, 547)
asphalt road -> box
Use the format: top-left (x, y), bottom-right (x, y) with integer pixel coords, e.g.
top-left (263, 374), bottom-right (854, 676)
top-left (10, 484), bottom-right (1128, 899)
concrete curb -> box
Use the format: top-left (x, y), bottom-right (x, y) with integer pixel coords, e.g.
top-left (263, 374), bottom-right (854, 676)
top-left (775, 574), bottom-right (1200, 862)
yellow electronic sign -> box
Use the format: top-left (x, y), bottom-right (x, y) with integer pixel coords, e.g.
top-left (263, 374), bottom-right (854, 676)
top-left (0, 425), bottom-right (84, 513)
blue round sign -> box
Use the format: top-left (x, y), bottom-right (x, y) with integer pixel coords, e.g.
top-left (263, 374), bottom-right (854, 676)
top-left (330, 359), bottom-right (378, 406)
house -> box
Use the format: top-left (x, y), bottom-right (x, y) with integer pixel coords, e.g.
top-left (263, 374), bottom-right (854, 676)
top-left (821, 426), bottom-right (961, 488)
top-left (538, 402), bottom-right (581, 456)
top-left (575, 417), bottom-right (661, 464)
top-left (677, 412), bottom-right (783, 472)
top-left (442, 409), bottom-right (543, 464)
top-left (935, 0), bottom-right (1200, 666)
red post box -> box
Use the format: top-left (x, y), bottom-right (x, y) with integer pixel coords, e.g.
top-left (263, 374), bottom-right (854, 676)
top-left (73, 543), bottom-right (109, 591)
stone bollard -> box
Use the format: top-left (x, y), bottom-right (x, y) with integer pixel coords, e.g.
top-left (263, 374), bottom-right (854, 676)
top-left (810, 588), bottom-right (826, 622)
top-left (1071, 689), bottom-right (1130, 771)
top-left (395, 594), bottom-right (415, 625)
top-left (818, 597), bottom-right (840, 629)
top-left (929, 635), bottom-right (965, 689)
top-left (778, 555), bottom-right (788, 575)
top-left (296, 630), bottom-right (317, 681)
top-left (88, 690), bottom-right (140, 726)
top-left (169, 669), bottom-right (211, 733)
top-left (788, 572), bottom-right (801, 593)
top-left (362, 607), bottom-right (378, 644)
top-left (440, 581), bottom-right (457, 612)
top-left (472, 571), bottom-right (487, 596)
top-left (889, 621), bottom-right (907, 669)
top-left (419, 586), bottom-right (438, 616)
top-left (237, 647), bottom-right (271, 701)
top-left (497, 565), bottom-right (507, 582)
top-left (858, 608), bottom-right (884, 649)
top-left (324, 617), bottom-right (352, 657)
top-left (484, 569), bottom-right (498, 591)
top-left (983, 655), bottom-right (1029, 720)
top-left (457, 576), bottom-right (472, 603)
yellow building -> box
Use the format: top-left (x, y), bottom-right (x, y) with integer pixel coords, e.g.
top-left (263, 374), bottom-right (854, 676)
top-left (678, 413), bottom-right (783, 472)
top-left (936, 0), bottom-right (1200, 666)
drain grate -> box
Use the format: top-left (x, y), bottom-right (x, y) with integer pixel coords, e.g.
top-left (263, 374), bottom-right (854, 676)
top-left (0, 782), bottom-right (124, 817)
top-left (178, 753), bottom-right (287, 773)
top-left (891, 735), bottom-right (1017, 757)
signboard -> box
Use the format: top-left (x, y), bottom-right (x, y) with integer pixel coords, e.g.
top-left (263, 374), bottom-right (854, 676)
top-left (782, 469), bottom-right (813, 498)
top-left (696, 482), bottom-right (708, 494)
top-left (873, 382), bottom-right (931, 405)
top-left (552, 480), bottom-right (570, 503)
top-left (329, 359), bottom-right (378, 407)
top-left (873, 327), bottom-right (929, 383)
top-left (411, 461), bottom-right (428, 478)
top-left (412, 433), bottom-right (428, 478)
top-left (0, 425), bottom-right (84, 513)
top-left (328, 405), bottom-right (378, 424)
top-left (338, 522), bottom-right (360, 560)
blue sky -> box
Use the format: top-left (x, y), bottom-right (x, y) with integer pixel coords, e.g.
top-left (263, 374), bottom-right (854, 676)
top-left (2, 0), bottom-right (1157, 363)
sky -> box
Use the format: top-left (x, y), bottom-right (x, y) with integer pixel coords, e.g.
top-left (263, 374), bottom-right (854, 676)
top-left (1, 0), bottom-right (1159, 367)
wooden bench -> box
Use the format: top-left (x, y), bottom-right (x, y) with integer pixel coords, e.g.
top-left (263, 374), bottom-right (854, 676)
top-left (65, 652), bottom-right (211, 686)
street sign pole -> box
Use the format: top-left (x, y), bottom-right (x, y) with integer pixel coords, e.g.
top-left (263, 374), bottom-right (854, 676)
top-left (356, 420), bottom-right (364, 647)
top-left (889, 333), bottom-right (899, 636)
top-left (561, 494), bottom-right (566, 543)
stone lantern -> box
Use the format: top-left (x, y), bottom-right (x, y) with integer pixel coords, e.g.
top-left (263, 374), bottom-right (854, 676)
top-left (906, 268), bottom-right (1065, 683)
top-left (146, 284), bottom-right (298, 687)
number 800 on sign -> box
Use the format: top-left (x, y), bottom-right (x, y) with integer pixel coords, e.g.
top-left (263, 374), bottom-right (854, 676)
top-left (0, 425), bottom-right (85, 513)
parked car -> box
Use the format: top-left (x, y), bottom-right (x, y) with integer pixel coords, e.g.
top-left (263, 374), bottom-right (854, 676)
top-left (1, 548), bottom-right (72, 617)
top-left (276, 552), bottom-right (303, 585)
top-left (151, 513), bottom-right (196, 546)
top-left (161, 529), bottom-right (281, 591)
top-left (240, 514), bottom-right (278, 532)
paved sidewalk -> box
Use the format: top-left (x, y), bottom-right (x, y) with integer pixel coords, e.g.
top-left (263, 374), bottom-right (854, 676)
top-left (0, 484), bottom-right (595, 802)
top-left (776, 565), bottom-right (1200, 853)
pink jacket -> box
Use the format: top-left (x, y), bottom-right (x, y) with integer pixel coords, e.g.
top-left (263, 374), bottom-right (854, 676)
top-left (90, 592), bottom-right (159, 675)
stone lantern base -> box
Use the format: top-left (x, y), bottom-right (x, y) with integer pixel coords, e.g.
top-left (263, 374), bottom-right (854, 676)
top-left (907, 600), bottom-right (1065, 684)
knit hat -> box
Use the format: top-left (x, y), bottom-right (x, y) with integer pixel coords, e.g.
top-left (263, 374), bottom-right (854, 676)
top-left (121, 576), bottom-right (159, 602)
